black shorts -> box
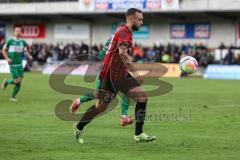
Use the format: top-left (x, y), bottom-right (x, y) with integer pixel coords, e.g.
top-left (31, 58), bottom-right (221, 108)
top-left (98, 74), bottom-right (140, 103)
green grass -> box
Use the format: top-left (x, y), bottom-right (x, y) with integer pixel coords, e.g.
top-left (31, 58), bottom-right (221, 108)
top-left (0, 72), bottom-right (240, 160)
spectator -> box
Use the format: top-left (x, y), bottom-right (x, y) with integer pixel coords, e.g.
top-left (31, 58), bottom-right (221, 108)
top-left (146, 47), bottom-right (156, 62)
top-left (219, 42), bottom-right (226, 50)
top-left (0, 41), bottom-right (218, 67)
top-left (0, 38), bottom-right (5, 59)
top-left (133, 44), bottom-right (144, 62)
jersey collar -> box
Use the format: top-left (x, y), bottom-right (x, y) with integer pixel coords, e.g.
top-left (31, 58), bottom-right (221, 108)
top-left (13, 37), bottom-right (21, 41)
top-left (125, 25), bottom-right (133, 36)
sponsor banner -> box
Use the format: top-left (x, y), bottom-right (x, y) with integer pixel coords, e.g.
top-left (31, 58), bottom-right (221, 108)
top-left (0, 60), bottom-right (27, 73)
top-left (14, 24), bottom-right (45, 39)
top-left (146, 0), bottom-right (161, 10)
top-left (170, 24), bottom-right (186, 39)
top-left (79, 0), bottom-right (95, 12)
top-left (95, 0), bottom-right (161, 11)
top-left (194, 24), bottom-right (211, 38)
top-left (0, 23), bottom-right (5, 41)
top-left (43, 62), bottom-right (180, 78)
top-left (171, 23), bottom-right (210, 39)
top-left (54, 24), bottom-right (90, 39)
top-left (204, 65), bottom-right (240, 80)
top-left (161, 63), bottom-right (181, 77)
top-left (161, 0), bottom-right (179, 10)
top-left (134, 63), bottom-right (181, 77)
top-left (112, 22), bottom-right (149, 39)
top-left (95, 0), bottom-right (108, 11)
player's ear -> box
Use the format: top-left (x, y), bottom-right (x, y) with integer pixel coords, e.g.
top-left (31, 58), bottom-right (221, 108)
top-left (129, 15), bottom-right (134, 22)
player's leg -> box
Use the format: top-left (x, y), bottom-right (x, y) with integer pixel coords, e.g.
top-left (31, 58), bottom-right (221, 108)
top-left (116, 74), bottom-right (155, 142)
top-left (73, 79), bottom-right (116, 143)
top-left (121, 95), bottom-right (130, 115)
top-left (7, 67), bottom-right (23, 101)
top-left (79, 76), bottom-right (100, 103)
top-left (1, 78), bottom-right (14, 90)
top-left (127, 86), bottom-right (156, 142)
top-left (1, 67), bottom-right (15, 90)
top-left (10, 77), bottom-right (22, 102)
top-left (11, 67), bottom-right (24, 101)
top-left (70, 91), bottom-right (95, 114)
top-left (73, 99), bottom-right (112, 144)
top-left (70, 75), bottom-right (100, 114)
top-left (120, 95), bottom-right (134, 126)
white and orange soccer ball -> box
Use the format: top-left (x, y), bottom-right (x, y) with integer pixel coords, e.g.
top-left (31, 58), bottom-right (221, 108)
top-left (179, 56), bottom-right (198, 74)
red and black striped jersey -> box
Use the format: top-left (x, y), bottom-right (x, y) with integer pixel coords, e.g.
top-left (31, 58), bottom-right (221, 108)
top-left (100, 25), bottom-right (133, 81)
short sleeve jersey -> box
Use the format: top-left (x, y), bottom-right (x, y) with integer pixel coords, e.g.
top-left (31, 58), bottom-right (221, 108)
top-left (3, 38), bottom-right (27, 65)
top-left (100, 25), bottom-right (133, 81)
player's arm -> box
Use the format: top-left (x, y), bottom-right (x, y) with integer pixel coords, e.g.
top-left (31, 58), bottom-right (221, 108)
top-left (24, 43), bottom-right (33, 60)
top-left (99, 38), bottom-right (111, 60)
top-left (119, 43), bottom-right (143, 84)
top-left (2, 43), bottom-right (12, 64)
top-left (119, 44), bottom-right (134, 71)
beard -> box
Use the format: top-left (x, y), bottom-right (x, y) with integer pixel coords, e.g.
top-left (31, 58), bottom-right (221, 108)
top-left (132, 24), bottom-right (140, 31)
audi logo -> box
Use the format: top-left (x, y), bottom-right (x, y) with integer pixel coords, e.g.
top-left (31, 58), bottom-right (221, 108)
top-left (21, 26), bottom-right (40, 37)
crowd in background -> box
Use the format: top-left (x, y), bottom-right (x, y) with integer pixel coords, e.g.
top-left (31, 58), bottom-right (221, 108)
top-left (132, 43), bottom-right (214, 67)
top-left (1, 40), bottom-right (240, 66)
top-left (30, 42), bottom-right (91, 64)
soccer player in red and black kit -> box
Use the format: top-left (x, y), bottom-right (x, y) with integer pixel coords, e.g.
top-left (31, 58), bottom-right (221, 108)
top-left (73, 8), bottom-right (156, 143)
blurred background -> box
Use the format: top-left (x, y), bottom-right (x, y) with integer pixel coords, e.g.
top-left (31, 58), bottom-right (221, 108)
top-left (1, 2), bottom-right (240, 159)
top-left (1, 0), bottom-right (240, 78)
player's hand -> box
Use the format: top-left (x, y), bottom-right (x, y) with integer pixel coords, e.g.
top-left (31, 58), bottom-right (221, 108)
top-left (7, 59), bottom-right (12, 65)
top-left (136, 76), bottom-right (144, 85)
top-left (28, 55), bottom-right (33, 60)
top-left (133, 72), bottom-right (144, 85)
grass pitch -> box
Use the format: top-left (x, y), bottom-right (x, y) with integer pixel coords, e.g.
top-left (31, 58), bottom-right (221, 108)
top-left (0, 72), bottom-right (240, 160)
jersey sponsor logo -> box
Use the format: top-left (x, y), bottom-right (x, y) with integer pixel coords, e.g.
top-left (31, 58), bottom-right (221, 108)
top-left (8, 45), bottom-right (24, 53)
top-left (15, 24), bottom-right (45, 38)
top-left (20, 42), bottom-right (24, 46)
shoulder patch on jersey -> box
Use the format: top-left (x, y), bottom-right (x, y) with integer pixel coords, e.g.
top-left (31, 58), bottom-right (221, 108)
top-left (118, 30), bottom-right (128, 39)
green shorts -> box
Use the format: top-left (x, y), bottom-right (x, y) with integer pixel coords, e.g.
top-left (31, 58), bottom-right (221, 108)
top-left (10, 65), bottom-right (24, 80)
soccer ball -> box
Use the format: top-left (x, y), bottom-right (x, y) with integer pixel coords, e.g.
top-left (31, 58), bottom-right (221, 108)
top-left (179, 56), bottom-right (198, 74)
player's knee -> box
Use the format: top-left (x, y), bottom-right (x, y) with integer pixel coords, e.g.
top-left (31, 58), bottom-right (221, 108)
top-left (96, 100), bottom-right (100, 108)
top-left (95, 103), bottom-right (107, 112)
top-left (14, 80), bottom-right (19, 84)
top-left (98, 105), bottom-right (107, 113)
top-left (93, 91), bottom-right (98, 98)
top-left (14, 78), bottom-right (22, 84)
top-left (96, 100), bottom-right (104, 108)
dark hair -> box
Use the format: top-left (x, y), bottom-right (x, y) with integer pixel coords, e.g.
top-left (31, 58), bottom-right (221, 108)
top-left (126, 8), bottom-right (142, 18)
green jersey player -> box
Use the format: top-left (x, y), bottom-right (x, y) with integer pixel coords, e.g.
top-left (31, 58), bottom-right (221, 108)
top-left (1, 27), bottom-right (32, 102)
top-left (70, 38), bottom-right (134, 126)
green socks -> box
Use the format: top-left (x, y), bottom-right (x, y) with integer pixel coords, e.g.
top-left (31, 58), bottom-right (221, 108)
top-left (11, 83), bottom-right (21, 98)
top-left (7, 79), bottom-right (14, 85)
top-left (79, 92), bottom-right (94, 103)
top-left (6, 79), bottom-right (20, 98)
top-left (121, 95), bottom-right (130, 115)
